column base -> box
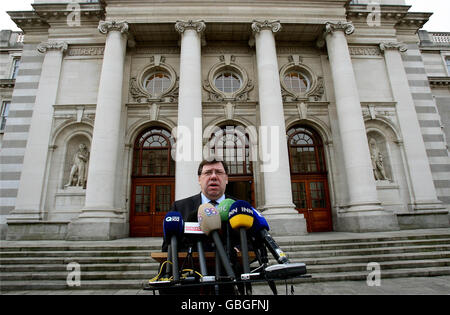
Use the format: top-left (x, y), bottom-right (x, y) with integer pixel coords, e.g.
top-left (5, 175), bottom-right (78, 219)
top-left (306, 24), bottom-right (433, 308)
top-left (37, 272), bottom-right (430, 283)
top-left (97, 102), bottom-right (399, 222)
top-left (6, 209), bottom-right (41, 222)
top-left (336, 210), bottom-right (400, 233)
top-left (261, 204), bottom-right (308, 236)
top-left (66, 218), bottom-right (127, 241)
top-left (397, 210), bottom-right (449, 230)
top-left (66, 207), bottom-right (127, 240)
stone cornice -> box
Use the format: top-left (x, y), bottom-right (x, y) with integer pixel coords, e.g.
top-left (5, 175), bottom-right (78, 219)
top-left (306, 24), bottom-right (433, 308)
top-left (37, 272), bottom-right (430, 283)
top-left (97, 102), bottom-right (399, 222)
top-left (98, 20), bottom-right (129, 35)
top-left (251, 20), bottom-right (282, 33)
top-left (174, 20), bottom-right (206, 34)
top-left (37, 41), bottom-right (68, 54)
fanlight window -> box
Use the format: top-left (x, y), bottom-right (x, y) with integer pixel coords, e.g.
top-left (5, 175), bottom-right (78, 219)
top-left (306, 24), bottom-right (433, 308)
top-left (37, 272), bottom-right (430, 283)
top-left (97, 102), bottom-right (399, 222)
top-left (206, 126), bottom-right (252, 175)
top-left (214, 72), bottom-right (242, 94)
top-left (143, 72), bottom-right (171, 96)
top-left (288, 126), bottom-right (325, 174)
top-left (133, 127), bottom-right (175, 176)
top-left (283, 71), bottom-right (310, 94)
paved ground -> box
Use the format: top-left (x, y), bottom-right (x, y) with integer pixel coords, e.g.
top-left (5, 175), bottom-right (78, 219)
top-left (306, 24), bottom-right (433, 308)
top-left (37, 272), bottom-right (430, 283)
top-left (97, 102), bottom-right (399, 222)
top-left (2, 276), bottom-right (449, 295)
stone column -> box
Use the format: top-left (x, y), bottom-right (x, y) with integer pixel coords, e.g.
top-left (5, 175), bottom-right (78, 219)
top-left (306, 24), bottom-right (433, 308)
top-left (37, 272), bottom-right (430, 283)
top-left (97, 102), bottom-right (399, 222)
top-left (380, 42), bottom-right (447, 225)
top-left (7, 41), bottom-right (67, 225)
top-left (252, 20), bottom-right (307, 236)
top-left (174, 20), bottom-right (205, 200)
top-left (67, 21), bottom-right (128, 240)
top-left (324, 22), bottom-right (398, 232)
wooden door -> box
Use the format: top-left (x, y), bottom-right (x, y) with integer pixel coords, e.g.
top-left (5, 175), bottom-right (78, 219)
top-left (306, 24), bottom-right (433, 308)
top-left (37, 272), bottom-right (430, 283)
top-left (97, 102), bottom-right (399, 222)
top-left (291, 176), bottom-right (332, 232)
top-left (130, 127), bottom-right (175, 237)
top-left (130, 179), bottom-right (174, 237)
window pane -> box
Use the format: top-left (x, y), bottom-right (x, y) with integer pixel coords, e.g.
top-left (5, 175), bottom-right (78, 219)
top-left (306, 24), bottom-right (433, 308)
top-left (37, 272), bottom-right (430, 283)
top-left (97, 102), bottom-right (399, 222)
top-left (144, 72), bottom-right (171, 95)
top-left (214, 72), bottom-right (241, 93)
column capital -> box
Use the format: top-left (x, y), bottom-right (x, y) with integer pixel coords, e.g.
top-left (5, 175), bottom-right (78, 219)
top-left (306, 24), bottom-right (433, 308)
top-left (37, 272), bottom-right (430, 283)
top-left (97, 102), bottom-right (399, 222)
top-left (324, 21), bottom-right (355, 36)
top-left (98, 20), bottom-right (129, 35)
top-left (251, 20), bottom-right (282, 33)
top-left (175, 20), bottom-right (206, 34)
top-left (37, 41), bottom-right (68, 54)
top-left (379, 41), bottom-right (408, 53)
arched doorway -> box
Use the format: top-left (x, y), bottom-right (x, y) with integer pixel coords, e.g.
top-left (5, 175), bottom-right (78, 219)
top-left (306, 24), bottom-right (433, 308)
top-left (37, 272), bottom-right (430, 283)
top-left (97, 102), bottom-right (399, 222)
top-left (205, 125), bottom-right (255, 205)
top-left (130, 127), bottom-right (175, 237)
top-left (287, 125), bottom-right (332, 232)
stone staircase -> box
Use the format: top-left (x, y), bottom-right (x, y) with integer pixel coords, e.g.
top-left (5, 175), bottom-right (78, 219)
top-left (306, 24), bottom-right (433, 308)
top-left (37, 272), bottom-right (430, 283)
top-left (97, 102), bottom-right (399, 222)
top-left (1, 229), bottom-right (450, 292)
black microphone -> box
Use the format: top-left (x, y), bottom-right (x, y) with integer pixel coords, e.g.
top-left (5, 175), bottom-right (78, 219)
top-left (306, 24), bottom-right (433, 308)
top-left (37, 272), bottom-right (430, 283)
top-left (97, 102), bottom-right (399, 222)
top-left (228, 200), bottom-right (254, 276)
top-left (163, 211), bottom-right (184, 282)
top-left (250, 209), bottom-right (307, 280)
top-left (250, 208), bottom-right (289, 264)
top-left (185, 210), bottom-right (210, 281)
top-left (198, 203), bottom-right (236, 280)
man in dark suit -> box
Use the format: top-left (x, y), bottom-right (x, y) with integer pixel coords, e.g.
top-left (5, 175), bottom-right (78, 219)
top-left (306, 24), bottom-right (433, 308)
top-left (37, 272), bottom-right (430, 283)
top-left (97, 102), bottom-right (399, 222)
top-left (162, 159), bottom-right (233, 251)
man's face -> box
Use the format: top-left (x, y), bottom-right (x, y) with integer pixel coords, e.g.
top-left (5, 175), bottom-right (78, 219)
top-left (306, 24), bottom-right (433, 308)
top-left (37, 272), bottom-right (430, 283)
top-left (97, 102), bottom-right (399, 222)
top-left (198, 162), bottom-right (228, 200)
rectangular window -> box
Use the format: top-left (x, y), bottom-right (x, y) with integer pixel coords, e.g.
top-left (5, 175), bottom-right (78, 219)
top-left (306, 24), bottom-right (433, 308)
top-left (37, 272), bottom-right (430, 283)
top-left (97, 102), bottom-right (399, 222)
top-left (11, 58), bottom-right (20, 79)
top-left (1, 101), bottom-right (11, 131)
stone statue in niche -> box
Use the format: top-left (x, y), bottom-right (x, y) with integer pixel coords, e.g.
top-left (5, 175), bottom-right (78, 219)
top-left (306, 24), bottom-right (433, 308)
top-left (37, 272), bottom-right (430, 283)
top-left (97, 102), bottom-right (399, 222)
top-left (65, 143), bottom-right (89, 189)
top-left (369, 137), bottom-right (389, 181)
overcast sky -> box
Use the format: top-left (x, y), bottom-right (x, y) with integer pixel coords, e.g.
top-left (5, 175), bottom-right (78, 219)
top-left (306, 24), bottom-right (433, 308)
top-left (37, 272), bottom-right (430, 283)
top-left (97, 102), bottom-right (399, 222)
top-left (0, 0), bottom-right (449, 32)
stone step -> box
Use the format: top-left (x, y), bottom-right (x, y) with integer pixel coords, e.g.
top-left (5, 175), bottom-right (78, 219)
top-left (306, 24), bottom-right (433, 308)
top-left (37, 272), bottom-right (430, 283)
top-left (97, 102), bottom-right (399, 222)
top-left (0, 244), bottom-right (161, 252)
top-left (275, 233), bottom-right (450, 246)
top-left (3, 266), bottom-right (450, 291)
top-left (2, 258), bottom-right (449, 282)
top-left (0, 270), bottom-right (156, 281)
top-left (287, 251), bottom-right (450, 265)
top-left (281, 238), bottom-right (450, 252)
top-left (0, 262), bottom-right (160, 273)
top-left (287, 244), bottom-right (450, 258)
top-left (0, 250), bottom-right (155, 258)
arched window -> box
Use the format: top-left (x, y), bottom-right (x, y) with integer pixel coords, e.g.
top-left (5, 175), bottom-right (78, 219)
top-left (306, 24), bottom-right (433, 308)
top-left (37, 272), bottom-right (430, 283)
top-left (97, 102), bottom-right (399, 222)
top-left (143, 72), bottom-right (171, 96)
top-left (206, 125), bottom-right (252, 175)
top-left (133, 127), bottom-right (175, 176)
top-left (283, 71), bottom-right (310, 94)
top-left (214, 71), bottom-right (242, 94)
top-left (287, 126), bottom-right (325, 174)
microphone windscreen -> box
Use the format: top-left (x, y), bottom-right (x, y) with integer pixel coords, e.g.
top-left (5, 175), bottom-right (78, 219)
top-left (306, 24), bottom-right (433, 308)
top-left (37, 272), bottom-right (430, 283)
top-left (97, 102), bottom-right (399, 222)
top-left (217, 198), bottom-right (235, 222)
top-left (163, 211), bottom-right (184, 240)
top-left (251, 208), bottom-right (270, 233)
top-left (228, 200), bottom-right (254, 230)
top-left (197, 203), bottom-right (221, 236)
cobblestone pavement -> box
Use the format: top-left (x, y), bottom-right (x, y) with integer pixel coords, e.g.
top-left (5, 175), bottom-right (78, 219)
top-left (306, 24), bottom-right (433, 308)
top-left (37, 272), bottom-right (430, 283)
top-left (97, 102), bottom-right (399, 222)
top-left (2, 276), bottom-right (449, 295)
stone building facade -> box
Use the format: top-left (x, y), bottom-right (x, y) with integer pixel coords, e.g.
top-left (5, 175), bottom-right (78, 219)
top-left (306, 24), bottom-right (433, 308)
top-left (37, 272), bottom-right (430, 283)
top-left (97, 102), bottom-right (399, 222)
top-left (0, 0), bottom-right (449, 240)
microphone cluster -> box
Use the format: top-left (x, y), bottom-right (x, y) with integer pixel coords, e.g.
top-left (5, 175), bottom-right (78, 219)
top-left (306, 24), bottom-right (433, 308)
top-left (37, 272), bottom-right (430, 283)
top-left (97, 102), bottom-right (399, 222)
top-left (152, 199), bottom-right (307, 294)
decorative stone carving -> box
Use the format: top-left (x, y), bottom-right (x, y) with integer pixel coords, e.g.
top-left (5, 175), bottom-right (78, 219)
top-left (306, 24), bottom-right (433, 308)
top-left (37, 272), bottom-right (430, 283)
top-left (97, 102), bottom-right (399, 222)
top-left (65, 143), bottom-right (90, 189)
top-left (129, 55), bottom-right (179, 103)
top-left (175, 20), bottom-right (206, 34)
top-left (203, 55), bottom-right (254, 102)
top-left (67, 47), bottom-right (105, 56)
top-left (98, 20), bottom-right (129, 34)
top-left (37, 41), bottom-right (68, 54)
top-left (349, 46), bottom-right (381, 56)
top-left (324, 21), bottom-right (355, 36)
top-left (280, 55), bottom-right (324, 102)
top-left (369, 137), bottom-right (389, 181)
top-left (379, 42), bottom-right (408, 53)
top-left (251, 20), bottom-right (282, 33)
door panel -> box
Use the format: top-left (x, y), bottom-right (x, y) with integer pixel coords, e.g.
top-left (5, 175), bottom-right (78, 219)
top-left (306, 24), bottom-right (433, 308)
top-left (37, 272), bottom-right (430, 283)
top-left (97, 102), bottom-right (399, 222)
top-left (291, 176), bottom-right (332, 232)
top-left (130, 179), bottom-right (174, 237)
